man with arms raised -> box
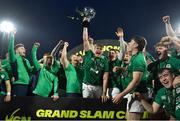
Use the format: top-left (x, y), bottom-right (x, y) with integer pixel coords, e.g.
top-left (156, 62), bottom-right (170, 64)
top-left (8, 31), bottom-right (32, 96)
top-left (60, 42), bottom-right (82, 97)
top-left (82, 18), bottom-right (109, 102)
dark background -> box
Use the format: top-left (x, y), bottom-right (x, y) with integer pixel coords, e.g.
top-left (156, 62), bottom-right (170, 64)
top-left (0, 0), bottom-right (180, 59)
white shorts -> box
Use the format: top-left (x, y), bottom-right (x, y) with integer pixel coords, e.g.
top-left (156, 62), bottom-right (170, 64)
top-left (108, 87), bottom-right (120, 98)
top-left (82, 83), bottom-right (102, 98)
top-left (126, 93), bottom-right (147, 113)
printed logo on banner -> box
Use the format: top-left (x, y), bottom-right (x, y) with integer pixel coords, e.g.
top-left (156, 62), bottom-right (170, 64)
top-left (5, 108), bottom-right (31, 121)
top-left (76, 45), bottom-right (120, 56)
top-left (0, 97), bottom-right (153, 120)
top-left (35, 109), bottom-right (148, 119)
top-left (36, 109), bottom-right (126, 119)
top-left (67, 39), bottom-right (121, 57)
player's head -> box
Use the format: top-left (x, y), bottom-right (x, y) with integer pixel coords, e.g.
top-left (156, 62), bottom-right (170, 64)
top-left (15, 44), bottom-right (26, 57)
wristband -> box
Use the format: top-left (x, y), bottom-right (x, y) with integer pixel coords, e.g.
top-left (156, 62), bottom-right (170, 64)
top-left (82, 20), bottom-right (90, 28)
top-left (7, 92), bottom-right (11, 96)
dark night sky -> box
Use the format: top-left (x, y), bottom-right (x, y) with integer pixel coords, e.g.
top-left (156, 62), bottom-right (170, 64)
top-left (0, 0), bottom-right (180, 59)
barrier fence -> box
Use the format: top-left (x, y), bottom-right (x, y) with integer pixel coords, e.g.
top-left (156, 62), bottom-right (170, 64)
top-left (0, 97), bottom-right (160, 120)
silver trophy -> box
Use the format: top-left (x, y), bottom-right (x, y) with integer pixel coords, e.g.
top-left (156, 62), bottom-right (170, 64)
top-left (76, 7), bottom-right (96, 21)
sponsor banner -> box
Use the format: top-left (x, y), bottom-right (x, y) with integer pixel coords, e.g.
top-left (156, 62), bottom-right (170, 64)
top-left (68, 39), bottom-right (120, 56)
top-left (0, 97), bottom-right (149, 120)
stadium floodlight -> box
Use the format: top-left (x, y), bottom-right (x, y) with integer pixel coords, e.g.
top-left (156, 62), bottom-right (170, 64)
top-left (0, 21), bottom-right (16, 33)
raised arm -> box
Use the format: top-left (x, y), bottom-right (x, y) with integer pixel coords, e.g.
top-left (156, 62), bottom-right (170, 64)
top-left (31, 43), bottom-right (41, 71)
top-left (115, 27), bottom-right (127, 60)
top-left (82, 18), bottom-right (91, 51)
top-left (8, 33), bottom-right (16, 62)
top-left (88, 37), bottom-right (95, 52)
top-left (163, 15), bottom-right (177, 37)
top-left (60, 42), bottom-right (69, 69)
top-left (171, 37), bottom-right (180, 52)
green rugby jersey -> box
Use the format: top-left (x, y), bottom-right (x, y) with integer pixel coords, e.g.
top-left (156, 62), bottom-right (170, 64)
top-left (2, 59), bottom-right (13, 79)
top-left (0, 70), bottom-right (10, 95)
top-left (8, 34), bottom-right (32, 85)
top-left (83, 50), bottom-right (109, 86)
top-left (32, 46), bottom-right (58, 97)
top-left (108, 58), bottom-right (122, 88)
top-left (122, 52), bottom-right (148, 93)
top-left (158, 57), bottom-right (180, 76)
top-left (155, 86), bottom-right (180, 119)
top-left (65, 63), bottom-right (81, 94)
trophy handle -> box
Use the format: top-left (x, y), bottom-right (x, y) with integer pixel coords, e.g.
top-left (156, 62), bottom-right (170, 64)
top-left (76, 7), bottom-right (84, 17)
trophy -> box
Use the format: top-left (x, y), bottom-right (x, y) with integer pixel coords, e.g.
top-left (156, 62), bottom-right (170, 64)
top-left (76, 7), bottom-right (96, 21)
top-left (67, 7), bottom-right (96, 21)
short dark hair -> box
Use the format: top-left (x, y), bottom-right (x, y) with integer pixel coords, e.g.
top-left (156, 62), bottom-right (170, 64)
top-left (109, 48), bottom-right (116, 52)
top-left (158, 68), bottom-right (173, 75)
top-left (131, 35), bottom-right (147, 51)
top-left (15, 43), bottom-right (24, 50)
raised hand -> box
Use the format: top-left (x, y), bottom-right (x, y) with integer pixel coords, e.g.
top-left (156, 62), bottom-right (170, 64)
top-left (34, 42), bottom-right (40, 48)
top-left (64, 42), bottom-right (69, 47)
top-left (162, 15), bottom-right (170, 24)
top-left (115, 27), bottom-right (124, 38)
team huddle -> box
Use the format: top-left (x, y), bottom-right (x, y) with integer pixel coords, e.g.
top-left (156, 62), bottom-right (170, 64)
top-left (0, 15), bottom-right (180, 120)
